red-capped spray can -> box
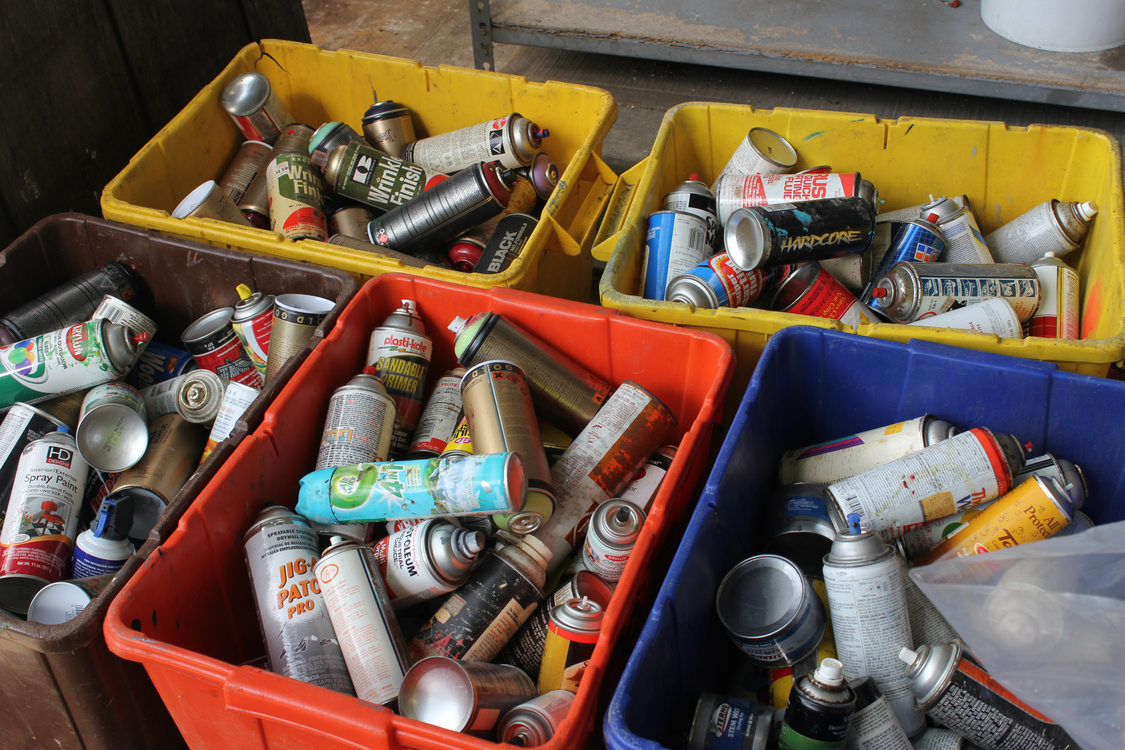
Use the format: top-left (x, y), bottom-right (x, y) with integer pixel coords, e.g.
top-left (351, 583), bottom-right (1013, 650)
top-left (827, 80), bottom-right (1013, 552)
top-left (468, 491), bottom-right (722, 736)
top-left (371, 518), bottom-right (486, 609)
top-left (1029, 252), bottom-right (1080, 339)
top-left (873, 262), bottom-right (1041, 325)
top-left (230, 284), bottom-right (274, 376)
top-left (0, 428), bottom-right (88, 613)
top-left (366, 300), bottom-right (433, 458)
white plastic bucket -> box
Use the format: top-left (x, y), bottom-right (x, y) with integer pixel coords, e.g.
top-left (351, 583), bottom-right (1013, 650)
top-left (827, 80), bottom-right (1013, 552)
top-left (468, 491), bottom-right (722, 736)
top-left (981, 0), bottom-right (1125, 53)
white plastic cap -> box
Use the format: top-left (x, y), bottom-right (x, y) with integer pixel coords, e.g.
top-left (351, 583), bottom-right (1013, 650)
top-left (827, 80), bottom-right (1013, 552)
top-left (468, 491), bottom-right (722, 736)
top-left (518, 533), bottom-right (553, 567)
top-left (447, 316), bottom-right (467, 334)
top-left (899, 647), bottom-right (918, 666)
top-left (1077, 201), bottom-right (1099, 222)
top-left (814, 657), bottom-right (845, 687)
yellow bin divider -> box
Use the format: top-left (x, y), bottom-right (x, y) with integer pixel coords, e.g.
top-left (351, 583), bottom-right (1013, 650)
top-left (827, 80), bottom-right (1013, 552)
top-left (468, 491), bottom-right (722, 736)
top-left (101, 40), bottom-right (618, 301)
top-left (595, 101), bottom-right (1125, 405)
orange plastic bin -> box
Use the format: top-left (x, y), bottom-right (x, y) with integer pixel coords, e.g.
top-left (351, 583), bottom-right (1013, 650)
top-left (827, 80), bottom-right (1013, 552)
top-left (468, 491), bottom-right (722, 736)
top-left (103, 273), bottom-right (733, 749)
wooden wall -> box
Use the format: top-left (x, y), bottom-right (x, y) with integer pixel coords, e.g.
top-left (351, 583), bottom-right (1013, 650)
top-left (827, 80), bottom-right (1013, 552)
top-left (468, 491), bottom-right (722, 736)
top-left (0, 0), bottom-right (309, 247)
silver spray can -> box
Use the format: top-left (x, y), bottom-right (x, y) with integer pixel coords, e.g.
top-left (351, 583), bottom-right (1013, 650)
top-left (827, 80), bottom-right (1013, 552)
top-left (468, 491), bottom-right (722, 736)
top-left (314, 371), bottom-right (397, 470)
top-left (823, 527), bottom-right (924, 736)
top-left (365, 300), bottom-right (433, 458)
top-left (1029, 252), bottom-right (1080, 339)
top-left (314, 535), bottom-right (412, 706)
top-left (871, 262), bottom-right (1041, 324)
top-left (581, 498), bottom-right (645, 583)
top-left (985, 199), bottom-right (1098, 265)
top-left (218, 139), bottom-right (273, 204)
top-left (498, 689), bottom-right (576, 746)
top-left (399, 656), bottom-right (538, 734)
top-left (242, 506), bottom-right (354, 694)
top-left (407, 368), bottom-right (465, 458)
top-left (220, 72), bottom-right (294, 145)
top-left (921, 196), bottom-right (994, 264)
top-left (371, 518), bottom-right (486, 608)
top-left (400, 113), bottom-right (547, 173)
top-left (139, 369), bottom-right (226, 425)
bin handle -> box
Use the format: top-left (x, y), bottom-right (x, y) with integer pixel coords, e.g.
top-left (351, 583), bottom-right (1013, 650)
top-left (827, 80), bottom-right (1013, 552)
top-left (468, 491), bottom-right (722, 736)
top-left (591, 156), bottom-right (648, 262)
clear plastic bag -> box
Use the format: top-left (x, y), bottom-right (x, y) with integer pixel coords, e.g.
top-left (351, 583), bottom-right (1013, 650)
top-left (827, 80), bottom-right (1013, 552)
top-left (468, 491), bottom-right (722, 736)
top-left (910, 520), bottom-right (1125, 750)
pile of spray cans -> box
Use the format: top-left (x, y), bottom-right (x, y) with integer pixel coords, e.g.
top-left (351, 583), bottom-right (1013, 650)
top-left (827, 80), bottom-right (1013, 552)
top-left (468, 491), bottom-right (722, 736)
top-left (643, 126), bottom-right (1096, 340)
top-left (175, 71), bottom-right (559, 274)
top-left (0, 264), bottom-right (331, 624)
top-left (694, 414), bottom-right (1090, 749)
top-left (243, 298), bottom-right (681, 744)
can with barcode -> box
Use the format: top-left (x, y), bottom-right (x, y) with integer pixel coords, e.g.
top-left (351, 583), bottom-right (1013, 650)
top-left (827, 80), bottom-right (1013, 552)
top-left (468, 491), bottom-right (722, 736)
top-left (663, 176), bottom-right (720, 250)
top-left (315, 372), bottom-right (396, 470)
top-left (641, 210), bottom-right (711, 301)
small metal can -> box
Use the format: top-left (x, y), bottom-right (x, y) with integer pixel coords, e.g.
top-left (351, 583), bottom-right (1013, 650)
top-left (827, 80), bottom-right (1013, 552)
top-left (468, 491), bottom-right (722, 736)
top-left (716, 554), bottom-right (826, 668)
top-left (366, 300), bottom-right (433, 457)
top-left (25, 573), bottom-right (115, 625)
top-left (538, 382), bottom-right (677, 568)
top-left (581, 498), bottom-right (645, 582)
top-left (314, 535), bottom-right (412, 705)
top-left (461, 360), bottom-right (556, 534)
top-left (399, 656), bottom-right (538, 734)
top-left (91, 294), bottom-right (158, 337)
top-left (400, 113), bottom-right (547, 173)
top-left (450, 311), bottom-right (612, 437)
top-left (641, 210), bottom-right (712, 301)
top-left (920, 196), bottom-right (994, 264)
top-left (315, 372), bottom-right (397, 470)
top-left (230, 284), bottom-right (274, 376)
top-left (872, 261), bottom-right (1041, 325)
top-left (181, 307), bottom-right (264, 389)
top-left (537, 596), bottom-right (603, 693)
top-left (900, 641), bottom-right (1076, 749)
top-left (218, 139), bottom-right (273, 204)
top-left (267, 149), bottom-right (328, 241)
top-left (725, 197), bottom-right (876, 271)
top-left (667, 252), bottom-right (769, 310)
top-left (329, 205), bottom-right (375, 240)
top-left (1029, 252), bottom-right (1080, 339)
top-left (862, 219), bottom-right (944, 307)
top-left (138, 369), bottom-right (224, 424)
top-left (714, 171), bottom-right (876, 224)
top-left (202, 380), bottom-right (260, 460)
top-left (713, 127), bottom-right (798, 186)
top-left (663, 175), bottom-right (720, 250)
top-left (498, 689), bottom-right (576, 746)
top-left (906, 298), bottom-right (1024, 337)
top-left (772, 262), bottom-right (879, 327)
top-left (0, 262), bottom-right (140, 345)
top-left (371, 518), bottom-right (485, 608)
top-left (243, 506), bottom-right (354, 693)
top-left (75, 382), bottom-right (149, 472)
top-left (362, 99), bottom-right (415, 157)
top-left (408, 368), bottom-right (465, 458)
top-left (220, 72), bottom-right (294, 145)
top-left (0, 429), bottom-right (89, 613)
top-left (687, 693), bottom-right (773, 750)
top-left (984, 199), bottom-right (1098, 265)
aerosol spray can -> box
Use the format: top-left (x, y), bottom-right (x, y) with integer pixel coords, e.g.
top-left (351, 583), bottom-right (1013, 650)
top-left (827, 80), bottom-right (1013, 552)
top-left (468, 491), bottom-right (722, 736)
top-left (666, 252), bottom-right (769, 309)
top-left (362, 99), bottom-right (415, 157)
top-left (366, 300), bottom-right (433, 457)
top-left (824, 428), bottom-right (1024, 538)
top-left (899, 641), bottom-right (1076, 749)
top-left (399, 657), bottom-right (538, 734)
top-left (663, 175), bottom-right (720, 250)
top-left (315, 371), bottom-right (397, 470)
top-left (139, 369), bottom-right (226, 425)
top-left (0, 319), bottom-right (149, 410)
top-left (871, 263), bottom-right (1041, 325)
top-left (230, 284), bottom-right (274, 376)
top-left (1012, 453), bottom-right (1087, 508)
top-left (537, 383), bottom-right (676, 569)
top-left (218, 139), bottom-right (273, 204)
top-left (823, 523), bottom-right (923, 736)
top-left (985, 199), bottom-right (1098, 265)
top-left (687, 694), bottom-right (773, 750)
top-left (907, 299), bottom-right (1024, 338)
top-left (1029, 252), bottom-right (1080, 339)
top-left (366, 161), bottom-right (516, 254)
top-left (449, 312), bottom-right (612, 437)
top-left (581, 498), bottom-right (644, 582)
top-left (408, 368), bottom-right (465, 458)
top-left (461, 360), bottom-right (556, 534)
top-left (371, 518), bottom-right (486, 608)
top-left (847, 675), bottom-right (913, 750)
top-left (920, 197), bottom-right (994, 265)
top-left (181, 307), bottom-right (264, 389)
top-left (0, 428), bottom-right (88, 613)
top-left (400, 113), bottom-right (547, 173)
top-left (0, 262), bottom-right (140, 346)
top-left (0, 403), bottom-right (67, 511)
top-left (777, 657), bottom-right (856, 750)
top-left (862, 220), bottom-right (945, 307)
top-left (642, 210), bottom-right (713, 301)
top-left (71, 496), bottom-right (134, 578)
top-left (714, 172), bottom-right (877, 224)
top-left (713, 127), bottom-right (798, 187)
top-left (75, 382), bottom-right (149, 472)
top-left (320, 140), bottom-right (445, 212)
top-left (618, 444), bottom-right (676, 514)
top-left (779, 415), bottom-right (960, 486)
top-left (267, 136), bottom-right (328, 241)
top-left (314, 536), bottom-right (412, 706)
top-left (409, 532), bottom-right (552, 662)
top-left (537, 596), bottom-right (603, 693)
top-left (91, 294), bottom-right (158, 337)
top-left (725, 197), bottom-right (876, 271)
top-left (202, 381), bottom-right (259, 459)
top-left (220, 72), bottom-right (294, 145)
top-left (243, 506), bottom-right (354, 694)
top-left (498, 690), bottom-right (576, 746)
top-left (771, 262), bottom-right (879, 328)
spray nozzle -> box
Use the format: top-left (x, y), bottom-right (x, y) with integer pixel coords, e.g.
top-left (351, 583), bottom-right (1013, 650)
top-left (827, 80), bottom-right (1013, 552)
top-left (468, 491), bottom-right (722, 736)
top-left (1023, 440), bottom-right (1034, 454)
top-left (899, 647), bottom-right (918, 666)
top-left (1076, 201), bottom-right (1098, 222)
top-left (688, 173), bottom-right (701, 182)
top-left (846, 513), bottom-right (863, 535)
top-left (128, 331), bottom-right (152, 347)
top-left (447, 316), bottom-right (467, 335)
top-left (236, 283), bottom-right (254, 301)
top-left (93, 496), bottom-right (135, 541)
top-left (56, 425), bottom-right (70, 435)
top-left (813, 657), bottom-right (845, 687)
top-left (870, 287), bottom-right (888, 299)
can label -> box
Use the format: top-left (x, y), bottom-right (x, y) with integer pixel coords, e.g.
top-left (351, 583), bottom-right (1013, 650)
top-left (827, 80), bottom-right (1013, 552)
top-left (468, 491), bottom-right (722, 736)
top-left (335, 143), bottom-right (429, 210)
top-left (244, 514), bottom-right (354, 692)
top-left (779, 416), bottom-right (931, 485)
top-left (406, 116), bottom-right (523, 172)
top-left (125, 341), bottom-right (195, 389)
top-left (642, 211), bottom-right (711, 300)
top-left (267, 153), bottom-right (328, 241)
top-left (0, 321), bottom-right (121, 407)
top-left (916, 273), bottom-right (1039, 321)
top-left (827, 428), bottom-right (1009, 537)
top-left (230, 308), bottom-right (272, 375)
top-left (409, 374), bottom-right (463, 456)
top-left (716, 172), bottom-right (861, 222)
top-left (296, 453), bottom-right (519, 524)
top-left (203, 381), bottom-right (260, 459)
top-left (935, 212), bottom-right (993, 264)
top-left (679, 253), bottom-right (767, 308)
top-left (1030, 263), bottom-right (1080, 339)
top-left (187, 324), bottom-right (263, 390)
top-left (368, 326), bottom-right (432, 456)
top-left (783, 267), bottom-right (875, 328)
top-left (371, 519), bottom-right (449, 605)
top-left (315, 384), bottom-right (396, 470)
top-left (582, 528), bottom-right (632, 582)
top-left (0, 437), bottom-right (88, 585)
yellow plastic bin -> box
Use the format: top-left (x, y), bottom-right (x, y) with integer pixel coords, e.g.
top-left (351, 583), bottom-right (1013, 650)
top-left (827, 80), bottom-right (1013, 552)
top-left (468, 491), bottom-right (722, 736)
top-left (596, 102), bottom-right (1125, 404)
top-left (101, 40), bottom-right (618, 301)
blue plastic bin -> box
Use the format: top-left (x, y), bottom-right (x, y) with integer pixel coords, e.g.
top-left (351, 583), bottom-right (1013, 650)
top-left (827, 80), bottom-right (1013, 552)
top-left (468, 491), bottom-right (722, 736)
top-left (603, 325), bottom-right (1125, 750)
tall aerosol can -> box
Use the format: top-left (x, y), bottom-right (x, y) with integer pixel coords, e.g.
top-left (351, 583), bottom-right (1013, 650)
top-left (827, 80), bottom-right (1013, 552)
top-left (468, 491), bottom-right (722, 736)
top-left (365, 300), bottom-right (433, 458)
top-left (777, 657), bottom-right (856, 750)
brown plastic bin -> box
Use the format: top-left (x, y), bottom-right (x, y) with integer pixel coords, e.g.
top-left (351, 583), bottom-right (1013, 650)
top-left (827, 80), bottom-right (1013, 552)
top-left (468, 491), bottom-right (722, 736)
top-left (0, 214), bottom-right (356, 750)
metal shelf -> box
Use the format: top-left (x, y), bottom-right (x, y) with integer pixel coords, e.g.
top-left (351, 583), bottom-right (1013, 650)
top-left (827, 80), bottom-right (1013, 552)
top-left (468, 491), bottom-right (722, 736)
top-left (470, 0), bottom-right (1125, 112)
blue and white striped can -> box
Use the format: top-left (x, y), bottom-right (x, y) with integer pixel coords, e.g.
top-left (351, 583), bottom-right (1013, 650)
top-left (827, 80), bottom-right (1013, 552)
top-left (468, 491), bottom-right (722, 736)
top-left (641, 210), bottom-right (711, 300)
top-left (863, 219), bottom-right (944, 307)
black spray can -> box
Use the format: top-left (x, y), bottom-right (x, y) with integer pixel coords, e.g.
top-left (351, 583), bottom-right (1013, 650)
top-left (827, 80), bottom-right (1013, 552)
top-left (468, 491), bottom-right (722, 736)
top-left (777, 657), bottom-right (856, 750)
top-left (724, 197), bottom-right (876, 271)
top-left (367, 161), bottom-right (515, 255)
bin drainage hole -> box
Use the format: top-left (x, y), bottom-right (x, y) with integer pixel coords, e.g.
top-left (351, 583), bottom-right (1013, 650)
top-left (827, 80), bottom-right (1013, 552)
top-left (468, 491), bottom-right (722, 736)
top-left (130, 618), bottom-right (142, 632)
